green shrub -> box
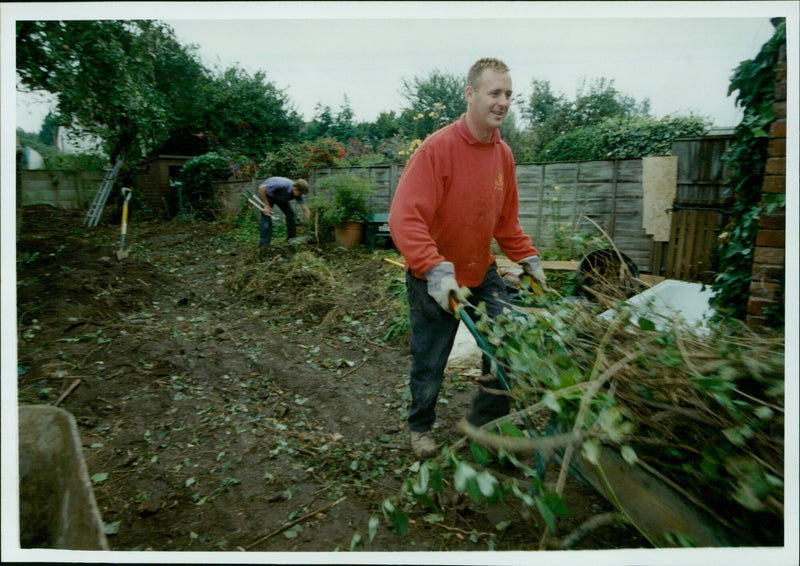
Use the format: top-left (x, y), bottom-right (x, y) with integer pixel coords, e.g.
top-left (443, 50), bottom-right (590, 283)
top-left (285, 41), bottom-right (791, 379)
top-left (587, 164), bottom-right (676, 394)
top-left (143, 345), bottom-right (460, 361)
top-left (257, 137), bottom-right (346, 180)
top-left (308, 173), bottom-right (373, 239)
top-left (177, 152), bottom-right (231, 219)
top-left (533, 114), bottom-right (710, 162)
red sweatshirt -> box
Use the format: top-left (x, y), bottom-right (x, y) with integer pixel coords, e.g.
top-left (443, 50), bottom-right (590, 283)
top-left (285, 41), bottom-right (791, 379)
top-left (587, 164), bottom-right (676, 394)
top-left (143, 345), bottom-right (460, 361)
top-left (389, 115), bottom-right (539, 287)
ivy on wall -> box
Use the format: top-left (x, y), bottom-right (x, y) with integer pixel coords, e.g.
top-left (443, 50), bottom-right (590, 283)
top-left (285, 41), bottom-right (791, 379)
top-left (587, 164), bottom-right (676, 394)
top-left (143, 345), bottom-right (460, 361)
top-left (711, 18), bottom-right (786, 322)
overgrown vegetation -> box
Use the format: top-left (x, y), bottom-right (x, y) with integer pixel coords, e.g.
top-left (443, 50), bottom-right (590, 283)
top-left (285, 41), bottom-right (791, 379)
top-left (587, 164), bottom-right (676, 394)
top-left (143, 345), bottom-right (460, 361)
top-left (307, 173), bottom-right (374, 240)
top-left (711, 18), bottom-right (786, 325)
top-left (257, 138), bottom-right (346, 180)
top-left (373, 276), bottom-right (784, 549)
top-left (532, 114), bottom-right (711, 163)
top-left (176, 152), bottom-right (231, 219)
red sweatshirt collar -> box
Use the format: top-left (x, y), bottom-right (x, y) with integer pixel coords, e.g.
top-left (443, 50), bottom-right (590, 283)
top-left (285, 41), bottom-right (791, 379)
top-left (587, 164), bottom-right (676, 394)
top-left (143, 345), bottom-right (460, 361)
top-left (456, 114), bottom-right (501, 145)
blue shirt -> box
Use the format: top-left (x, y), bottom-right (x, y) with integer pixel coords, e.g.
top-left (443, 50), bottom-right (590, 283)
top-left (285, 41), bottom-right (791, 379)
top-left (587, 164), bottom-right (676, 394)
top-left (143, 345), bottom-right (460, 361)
top-left (262, 177), bottom-right (304, 204)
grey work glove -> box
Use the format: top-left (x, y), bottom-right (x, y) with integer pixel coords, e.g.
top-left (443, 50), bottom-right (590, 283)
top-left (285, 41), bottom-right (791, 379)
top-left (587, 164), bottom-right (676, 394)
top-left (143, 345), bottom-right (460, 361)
top-left (519, 255), bottom-right (549, 292)
top-left (424, 261), bottom-right (461, 313)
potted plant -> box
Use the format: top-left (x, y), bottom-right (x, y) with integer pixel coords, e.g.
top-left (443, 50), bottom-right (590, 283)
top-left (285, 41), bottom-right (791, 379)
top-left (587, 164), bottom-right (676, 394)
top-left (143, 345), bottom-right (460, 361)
top-left (309, 173), bottom-right (374, 247)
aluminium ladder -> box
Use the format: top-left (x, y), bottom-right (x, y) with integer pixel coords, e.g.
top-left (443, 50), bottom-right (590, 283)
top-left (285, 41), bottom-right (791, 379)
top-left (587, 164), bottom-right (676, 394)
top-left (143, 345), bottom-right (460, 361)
top-left (83, 159), bottom-right (124, 227)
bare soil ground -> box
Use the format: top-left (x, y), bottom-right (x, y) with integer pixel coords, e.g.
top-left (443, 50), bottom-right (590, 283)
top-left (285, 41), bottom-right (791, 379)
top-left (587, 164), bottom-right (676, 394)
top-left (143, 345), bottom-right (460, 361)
top-left (15, 205), bottom-right (646, 554)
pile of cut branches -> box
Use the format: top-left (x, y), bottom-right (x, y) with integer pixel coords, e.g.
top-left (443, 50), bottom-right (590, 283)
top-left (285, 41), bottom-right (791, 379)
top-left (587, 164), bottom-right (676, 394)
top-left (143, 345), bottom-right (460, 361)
top-left (479, 285), bottom-right (784, 546)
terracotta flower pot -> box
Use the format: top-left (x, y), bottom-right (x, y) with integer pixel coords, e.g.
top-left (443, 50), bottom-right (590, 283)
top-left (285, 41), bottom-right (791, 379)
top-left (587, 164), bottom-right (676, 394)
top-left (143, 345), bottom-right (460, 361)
top-left (334, 221), bottom-right (363, 248)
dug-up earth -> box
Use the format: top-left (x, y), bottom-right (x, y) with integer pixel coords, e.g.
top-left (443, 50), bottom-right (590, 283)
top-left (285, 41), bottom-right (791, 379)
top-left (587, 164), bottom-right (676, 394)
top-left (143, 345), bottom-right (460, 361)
top-left (14, 205), bottom-right (646, 555)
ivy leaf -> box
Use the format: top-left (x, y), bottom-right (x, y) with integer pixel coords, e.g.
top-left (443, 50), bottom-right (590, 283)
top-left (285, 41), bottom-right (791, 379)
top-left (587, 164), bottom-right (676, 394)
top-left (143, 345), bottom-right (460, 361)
top-left (499, 421), bottom-right (524, 438)
top-left (418, 461), bottom-right (430, 490)
top-left (495, 520), bottom-right (513, 531)
top-left (637, 317), bottom-right (656, 331)
top-left (368, 516), bottom-right (379, 542)
top-left (511, 482), bottom-right (534, 507)
top-left (453, 461), bottom-right (476, 493)
top-left (469, 441), bottom-right (493, 467)
top-left (582, 438), bottom-right (600, 465)
top-left (476, 471), bottom-right (499, 497)
top-left (381, 500), bottom-right (408, 535)
top-left (465, 477), bottom-right (483, 504)
top-left (91, 472), bottom-right (109, 484)
top-left (534, 495), bottom-right (557, 532)
top-left (430, 465), bottom-right (443, 492)
top-left (542, 390), bottom-right (561, 413)
top-left (621, 445), bottom-right (638, 465)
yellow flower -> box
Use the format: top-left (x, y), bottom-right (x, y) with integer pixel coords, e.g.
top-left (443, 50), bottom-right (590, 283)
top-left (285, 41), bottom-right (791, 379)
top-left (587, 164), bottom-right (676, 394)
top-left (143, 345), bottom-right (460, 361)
top-left (551, 197), bottom-right (558, 202)
top-left (559, 226), bottom-right (565, 232)
top-left (553, 185), bottom-right (560, 192)
top-left (428, 111), bottom-right (436, 118)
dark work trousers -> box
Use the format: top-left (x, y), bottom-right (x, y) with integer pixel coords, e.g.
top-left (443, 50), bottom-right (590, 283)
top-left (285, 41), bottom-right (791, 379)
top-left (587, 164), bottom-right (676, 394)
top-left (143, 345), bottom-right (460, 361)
top-left (406, 263), bottom-right (512, 432)
top-left (259, 198), bottom-right (298, 247)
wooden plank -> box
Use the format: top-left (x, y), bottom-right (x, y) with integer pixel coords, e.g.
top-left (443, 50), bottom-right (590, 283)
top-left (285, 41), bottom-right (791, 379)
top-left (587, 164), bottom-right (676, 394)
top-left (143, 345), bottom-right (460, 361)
top-left (535, 164), bottom-right (546, 243)
top-left (496, 257), bottom-right (579, 271)
top-left (664, 211), bottom-right (679, 279)
top-left (609, 160), bottom-right (619, 238)
top-left (676, 210), bottom-right (690, 280)
top-left (683, 209), bottom-right (698, 280)
top-left (640, 273), bottom-right (666, 286)
top-left (698, 210), bottom-right (720, 282)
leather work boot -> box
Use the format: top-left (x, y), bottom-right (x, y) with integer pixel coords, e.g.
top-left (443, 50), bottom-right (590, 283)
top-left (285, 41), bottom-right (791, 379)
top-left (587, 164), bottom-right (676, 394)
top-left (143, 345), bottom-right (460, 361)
top-left (410, 430), bottom-right (438, 460)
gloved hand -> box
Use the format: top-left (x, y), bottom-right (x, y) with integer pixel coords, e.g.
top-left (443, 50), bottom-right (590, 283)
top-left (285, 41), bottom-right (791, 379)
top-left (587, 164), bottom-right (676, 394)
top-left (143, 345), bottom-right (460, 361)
top-left (519, 255), bottom-right (549, 292)
top-left (424, 261), bottom-right (461, 313)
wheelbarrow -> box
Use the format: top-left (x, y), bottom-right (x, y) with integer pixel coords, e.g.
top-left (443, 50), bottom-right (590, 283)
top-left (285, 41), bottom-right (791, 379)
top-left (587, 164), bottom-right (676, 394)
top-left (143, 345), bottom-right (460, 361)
top-left (450, 282), bottom-right (733, 548)
top-left (18, 405), bottom-right (109, 549)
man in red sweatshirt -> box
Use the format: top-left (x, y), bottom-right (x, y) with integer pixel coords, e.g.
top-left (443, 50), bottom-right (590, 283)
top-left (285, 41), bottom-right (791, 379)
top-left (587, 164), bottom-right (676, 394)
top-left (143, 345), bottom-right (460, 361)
top-left (388, 57), bottom-right (548, 460)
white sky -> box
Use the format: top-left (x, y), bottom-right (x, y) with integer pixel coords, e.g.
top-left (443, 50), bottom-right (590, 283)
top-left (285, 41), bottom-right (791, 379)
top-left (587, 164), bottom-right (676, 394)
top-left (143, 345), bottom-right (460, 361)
top-left (7, 2), bottom-right (791, 133)
top-left (161, 17), bottom-right (774, 128)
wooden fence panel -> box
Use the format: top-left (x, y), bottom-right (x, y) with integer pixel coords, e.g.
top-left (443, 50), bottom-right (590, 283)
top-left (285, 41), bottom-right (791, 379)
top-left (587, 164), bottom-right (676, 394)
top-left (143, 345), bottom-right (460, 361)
top-left (658, 136), bottom-right (733, 283)
top-left (309, 158), bottom-right (652, 271)
top-left (308, 165), bottom-right (401, 216)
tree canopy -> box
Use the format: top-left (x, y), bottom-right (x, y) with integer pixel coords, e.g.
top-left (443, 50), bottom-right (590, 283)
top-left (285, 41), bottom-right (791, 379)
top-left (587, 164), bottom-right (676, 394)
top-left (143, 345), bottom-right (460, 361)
top-left (16, 20), bottom-right (300, 164)
top-left (398, 69), bottom-right (467, 140)
top-left (17, 19), bottom-right (716, 170)
top-left (17, 21), bottom-right (193, 162)
top-left (518, 77), bottom-right (655, 161)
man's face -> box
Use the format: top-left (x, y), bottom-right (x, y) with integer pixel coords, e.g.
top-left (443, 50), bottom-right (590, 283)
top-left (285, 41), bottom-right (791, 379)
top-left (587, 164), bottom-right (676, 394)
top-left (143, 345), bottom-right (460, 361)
top-left (466, 69), bottom-right (512, 135)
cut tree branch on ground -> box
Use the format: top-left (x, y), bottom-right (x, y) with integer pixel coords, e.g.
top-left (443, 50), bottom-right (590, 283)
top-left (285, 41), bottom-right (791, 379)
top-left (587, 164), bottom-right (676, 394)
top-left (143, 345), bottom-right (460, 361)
top-left (54, 378), bottom-right (82, 407)
top-left (244, 496), bottom-right (346, 550)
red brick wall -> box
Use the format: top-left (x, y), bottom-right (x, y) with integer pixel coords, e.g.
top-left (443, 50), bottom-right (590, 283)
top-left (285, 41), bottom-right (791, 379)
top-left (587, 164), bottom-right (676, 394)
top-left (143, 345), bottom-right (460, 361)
top-left (746, 44), bottom-right (787, 328)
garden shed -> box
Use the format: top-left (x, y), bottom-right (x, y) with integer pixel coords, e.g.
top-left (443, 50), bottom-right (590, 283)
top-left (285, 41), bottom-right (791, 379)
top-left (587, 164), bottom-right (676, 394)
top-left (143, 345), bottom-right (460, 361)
top-left (131, 154), bottom-right (193, 216)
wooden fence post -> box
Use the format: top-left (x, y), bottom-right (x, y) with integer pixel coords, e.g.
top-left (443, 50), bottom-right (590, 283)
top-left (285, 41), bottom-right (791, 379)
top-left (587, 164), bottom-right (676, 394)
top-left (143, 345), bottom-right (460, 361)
top-left (535, 164), bottom-right (546, 243)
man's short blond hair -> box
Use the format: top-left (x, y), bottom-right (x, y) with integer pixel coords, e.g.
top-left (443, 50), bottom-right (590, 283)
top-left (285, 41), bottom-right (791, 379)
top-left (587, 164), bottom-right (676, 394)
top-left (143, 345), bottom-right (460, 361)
top-left (467, 58), bottom-right (510, 89)
top-left (293, 179), bottom-right (309, 195)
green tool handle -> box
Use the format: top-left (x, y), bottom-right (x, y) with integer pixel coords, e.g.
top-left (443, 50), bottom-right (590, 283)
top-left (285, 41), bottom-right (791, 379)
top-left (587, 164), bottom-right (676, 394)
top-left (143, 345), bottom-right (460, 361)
top-left (450, 295), bottom-right (511, 392)
top-left (450, 293), bottom-right (546, 479)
